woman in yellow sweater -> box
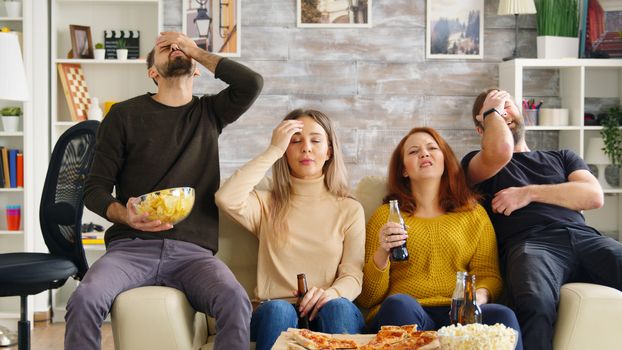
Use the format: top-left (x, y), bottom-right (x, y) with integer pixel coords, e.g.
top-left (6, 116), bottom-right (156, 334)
top-left (215, 109), bottom-right (365, 350)
top-left (357, 127), bottom-right (522, 349)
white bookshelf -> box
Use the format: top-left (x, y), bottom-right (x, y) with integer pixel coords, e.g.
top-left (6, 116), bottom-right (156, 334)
top-left (0, 0), bottom-right (37, 331)
top-left (500, 58), bottom-right (622, 241)
top-left (49, 0), bottom-right (161, 322)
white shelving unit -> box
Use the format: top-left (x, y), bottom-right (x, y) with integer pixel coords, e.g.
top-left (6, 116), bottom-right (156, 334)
top-left (51, 0), bottom-right (160, 142)
top-left (499, 58), bottom-right (622, 241)
top-left (49, 0), bottom-right (161, 322)
top-left (0, 0), bottom-right (36, 331)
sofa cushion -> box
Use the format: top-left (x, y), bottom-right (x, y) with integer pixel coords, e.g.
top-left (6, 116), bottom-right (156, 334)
top-left (354, 176), bottom-right (388, 223)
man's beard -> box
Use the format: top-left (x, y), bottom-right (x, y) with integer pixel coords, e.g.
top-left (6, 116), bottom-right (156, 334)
top-left (161, 56), bottom-right (194, 78)
top-left (510, 118), bottom-right (525, 145)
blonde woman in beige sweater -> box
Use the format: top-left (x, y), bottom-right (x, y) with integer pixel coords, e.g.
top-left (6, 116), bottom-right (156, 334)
top-left (215, 109), bottom-right (365, 350)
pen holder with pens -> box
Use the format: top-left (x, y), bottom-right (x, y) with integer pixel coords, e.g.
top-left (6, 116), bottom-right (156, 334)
top-left (6, 205), bottom-right (20, 231)
top-left (523, 109), bottom-right (539, 126)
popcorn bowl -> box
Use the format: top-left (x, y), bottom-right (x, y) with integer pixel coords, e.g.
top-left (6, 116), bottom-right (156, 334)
top-left (438, 324), bottom-right (518, 350)
top-left (133, 187), bottom-right (195, 225)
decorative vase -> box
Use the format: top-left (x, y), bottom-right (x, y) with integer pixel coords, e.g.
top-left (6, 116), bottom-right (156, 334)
top-left (94, 49), bottom-right (106, 60)
top-left (88, 97), bottom-right (103, 121)
top-left (116, 49), bottom-right (128, 60)
top-left (4, 1), bottom-right (22, 18)
top-left (537, 36), bottom-right (579, 59)
top-left (1, 116), bottom-right (20, 132)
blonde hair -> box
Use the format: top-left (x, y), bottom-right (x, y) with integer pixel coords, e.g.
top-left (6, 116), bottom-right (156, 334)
top-left (270, 109), bottom-right (350, 244)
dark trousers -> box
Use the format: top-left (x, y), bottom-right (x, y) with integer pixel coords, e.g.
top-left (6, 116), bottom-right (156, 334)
top-left (367, 294), bottom-right (523, 350)
top-left (64, 238), bottom-right (252, 350)
top-left (504, 225), bottom-right (622, 350)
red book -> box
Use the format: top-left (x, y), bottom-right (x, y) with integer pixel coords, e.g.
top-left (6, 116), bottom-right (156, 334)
top-left (16, 153), bottom-right (23, 188)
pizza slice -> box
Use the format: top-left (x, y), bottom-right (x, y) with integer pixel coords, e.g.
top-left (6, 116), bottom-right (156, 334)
top-left (389, 331), bottom-right (440, 350)
top-left (328, 338), bottom-right (359, 349)
top-left (400, 324), bottom-right (418, 335)
top-left (291, 329), bottom-right (332, 349)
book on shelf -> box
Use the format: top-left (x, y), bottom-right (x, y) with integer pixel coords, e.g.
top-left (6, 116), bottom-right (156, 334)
top-left (8, 149), bottom-right (17, 188)
top-left (1, 148), bottom-right (9, 188)
top-left (82, 231), bottom-right (104, 245)
top-left (16, 153), bottom-right (23, 188)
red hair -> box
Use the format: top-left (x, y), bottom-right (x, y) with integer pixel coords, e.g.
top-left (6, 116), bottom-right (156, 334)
top-left (384, 127), bottom-right (479, 214)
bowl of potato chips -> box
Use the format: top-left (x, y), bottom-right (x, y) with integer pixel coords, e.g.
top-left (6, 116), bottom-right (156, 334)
top-left (133, 187), bottom-right (195, 225)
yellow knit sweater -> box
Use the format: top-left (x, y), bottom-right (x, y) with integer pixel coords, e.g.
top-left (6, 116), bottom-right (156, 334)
top-left (356, 203), bottom-right (502, 321)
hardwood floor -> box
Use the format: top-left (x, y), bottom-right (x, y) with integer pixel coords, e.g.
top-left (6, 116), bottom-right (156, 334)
top-left (6, 321), bottom-right (114, 350)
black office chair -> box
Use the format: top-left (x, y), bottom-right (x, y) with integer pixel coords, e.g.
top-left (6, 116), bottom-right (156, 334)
top-left (0, 120), bottom-right (100, 350)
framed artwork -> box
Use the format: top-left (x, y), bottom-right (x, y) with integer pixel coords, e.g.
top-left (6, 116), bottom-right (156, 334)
top-left (69, 24), bottom-right (94, 59)
top-left (182, 0), bottom-right (240, 57)
top-left (297, 0), bottom-right (372, 28)
top-left (57, 63), bottom-right (90, 121)
top-left (581, 0), bottom-right (622, 58)
top-left (426, 0), bottom-right (484, 59)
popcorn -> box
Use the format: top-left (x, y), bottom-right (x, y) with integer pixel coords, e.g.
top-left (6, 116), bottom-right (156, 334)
top-left (437, 323), bottom-right (517, 350)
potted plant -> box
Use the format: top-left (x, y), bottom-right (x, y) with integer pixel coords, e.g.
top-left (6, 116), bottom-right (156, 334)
top-left (3, 0), bottom-right (22, 18)
top-left (0, 106), bottom-right (21, 132)
top-left (600, 106), bottom-right (622, 187)
top-left (94, 42), bottom-right (106, 60)
top-left (535, 0), bottom-right (579, 58)
top-left (115, 38), bottom-right (128, 60)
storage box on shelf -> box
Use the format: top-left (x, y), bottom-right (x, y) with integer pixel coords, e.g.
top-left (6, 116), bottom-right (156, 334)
top-left (49, 0), bottom-right (161, 321)
top-left (499, 59), bottom-right (622, 242)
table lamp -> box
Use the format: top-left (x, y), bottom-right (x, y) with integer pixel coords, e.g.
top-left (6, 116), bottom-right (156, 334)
top-left (498, 0), bottom-right (537, 61)
top-left (585, 137), bottom-right (611, 188)
top-left (0, 32), bottom-right (29, 101)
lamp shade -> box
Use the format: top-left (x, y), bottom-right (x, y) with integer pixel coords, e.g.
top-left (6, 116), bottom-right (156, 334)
top-left (0, 33), bottom-right (28, 101)
top-left (498, 0), bottom-right (537, 15)
top-left (585, 137), bottom-right (611, 164)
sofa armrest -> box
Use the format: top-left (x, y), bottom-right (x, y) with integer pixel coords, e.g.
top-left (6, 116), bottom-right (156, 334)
top-left (553, 283), bottom-right (622, 350)
top-left (111, 286), bottom-right (208, 350)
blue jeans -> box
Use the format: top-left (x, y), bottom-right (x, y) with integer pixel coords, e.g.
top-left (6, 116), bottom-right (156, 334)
top-left (250, 297), bottom-right (364, 350)
top-left (368, 294), bottom-right (523, 350)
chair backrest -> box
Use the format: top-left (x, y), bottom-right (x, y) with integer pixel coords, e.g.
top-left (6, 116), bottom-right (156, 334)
top-left (40, 120), bottom-right (100, 281)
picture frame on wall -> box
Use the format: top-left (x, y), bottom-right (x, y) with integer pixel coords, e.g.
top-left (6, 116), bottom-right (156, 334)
top-left (182, 0), bottom-right (241, 57)
top-left (297, 0), bottom-right (372, 28)
top-left (581, 0), bottom-right (622, 58)
top-left (426, 0), bottom-right (484, 59)
top-left (69, 24), bottom-right (94, 59)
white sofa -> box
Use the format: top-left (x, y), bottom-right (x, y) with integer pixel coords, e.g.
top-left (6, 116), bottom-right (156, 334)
top-left (111, 176), bottom-right (622, 350)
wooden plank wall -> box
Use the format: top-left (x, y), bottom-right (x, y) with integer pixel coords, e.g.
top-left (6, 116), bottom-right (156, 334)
top-left (162, 0), bottom-right (560, 185)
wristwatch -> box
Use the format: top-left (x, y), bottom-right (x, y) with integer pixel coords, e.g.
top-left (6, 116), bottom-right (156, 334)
top-left (483, 108), bottom-right (501, 119)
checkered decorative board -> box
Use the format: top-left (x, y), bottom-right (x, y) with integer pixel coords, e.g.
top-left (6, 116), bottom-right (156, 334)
top-left (57, 63), bottom-right (90, 121)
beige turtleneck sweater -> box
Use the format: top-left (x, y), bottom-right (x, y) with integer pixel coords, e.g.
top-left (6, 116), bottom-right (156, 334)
top-left (215, 145), bottom-right (365, 301)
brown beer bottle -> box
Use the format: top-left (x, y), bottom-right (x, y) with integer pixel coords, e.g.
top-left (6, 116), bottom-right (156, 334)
top-left (296, 273), bottom-right (310, 329)
top-left (458, 274), bottom-right (482, 324)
